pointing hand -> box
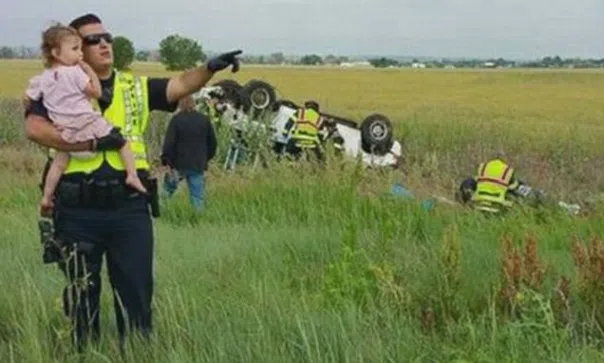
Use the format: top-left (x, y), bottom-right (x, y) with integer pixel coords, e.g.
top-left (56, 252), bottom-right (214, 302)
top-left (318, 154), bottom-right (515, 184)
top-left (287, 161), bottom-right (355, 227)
top-left (206, 50), bottom-right (243, 73)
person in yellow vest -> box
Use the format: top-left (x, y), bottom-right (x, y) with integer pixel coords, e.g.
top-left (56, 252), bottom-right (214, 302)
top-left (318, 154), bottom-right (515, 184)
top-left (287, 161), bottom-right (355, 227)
top-left (463, 151), bottom-right (521, 214)
top-left (204, 91), bottom-right (227, 127)
top-left (23, 13), bottom-right (242, 351)
top-left (282, 100), bottom-right (325, 163)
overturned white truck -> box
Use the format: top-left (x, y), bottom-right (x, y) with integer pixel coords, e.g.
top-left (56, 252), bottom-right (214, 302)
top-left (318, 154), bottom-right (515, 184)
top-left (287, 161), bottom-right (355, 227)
top-left (192, 79), bottom-right (402, 169)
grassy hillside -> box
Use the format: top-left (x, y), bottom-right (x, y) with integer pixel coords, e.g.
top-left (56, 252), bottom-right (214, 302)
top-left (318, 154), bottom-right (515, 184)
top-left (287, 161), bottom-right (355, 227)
top-left (1, 60), bottom-right (604, 362)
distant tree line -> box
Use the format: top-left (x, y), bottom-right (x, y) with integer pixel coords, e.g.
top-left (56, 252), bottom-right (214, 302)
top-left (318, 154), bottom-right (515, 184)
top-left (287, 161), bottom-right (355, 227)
top-left (2, 36), bottom-right (603, 70)
top-left (366, 56), bottom-right (604, 69)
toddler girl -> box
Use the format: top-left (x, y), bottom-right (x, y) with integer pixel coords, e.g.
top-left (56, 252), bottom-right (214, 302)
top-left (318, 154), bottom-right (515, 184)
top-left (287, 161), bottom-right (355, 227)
top-left (25, 24), bottom-right (147, 213)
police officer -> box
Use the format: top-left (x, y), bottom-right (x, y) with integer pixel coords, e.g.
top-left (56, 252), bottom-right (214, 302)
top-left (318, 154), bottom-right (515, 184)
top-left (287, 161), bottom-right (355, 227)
top-left (282, 100), bottom-right (325, 163)
top-left (23, 13), bottom-right (242, 350)
top-left (456, 151), bottom-right (521, 214)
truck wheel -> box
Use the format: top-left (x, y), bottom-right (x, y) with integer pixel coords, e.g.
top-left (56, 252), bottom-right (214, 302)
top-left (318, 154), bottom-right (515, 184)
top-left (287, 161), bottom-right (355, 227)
top-left (360, 113), bottom-right (393, 155)
top-left (241, 80), bottom-right (277, 113)
top-left (213, 80), bottom-right (243, 108)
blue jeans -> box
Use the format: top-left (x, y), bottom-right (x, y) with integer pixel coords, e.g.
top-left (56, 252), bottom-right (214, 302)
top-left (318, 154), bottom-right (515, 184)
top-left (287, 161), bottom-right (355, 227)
top-left (163, 169), bottom-right (205, 211)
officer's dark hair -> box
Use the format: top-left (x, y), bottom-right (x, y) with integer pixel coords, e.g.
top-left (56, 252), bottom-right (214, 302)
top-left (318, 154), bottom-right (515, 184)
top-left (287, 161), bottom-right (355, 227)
top-left (69, 13), bottom-right (103, 31)
top-left (304, 100), bottom-right (320, 112)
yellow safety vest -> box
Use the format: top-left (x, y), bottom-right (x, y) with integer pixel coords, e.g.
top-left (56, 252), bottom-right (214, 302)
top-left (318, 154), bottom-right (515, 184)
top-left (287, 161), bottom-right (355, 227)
top-left (290, 108), bottom-right (320, 147)
top-left (207, 102), bottom-right (223, 126)
top-left (471, 159), bottom-right (517, 213)
top-left (58, 70), bottom-right (150, 174)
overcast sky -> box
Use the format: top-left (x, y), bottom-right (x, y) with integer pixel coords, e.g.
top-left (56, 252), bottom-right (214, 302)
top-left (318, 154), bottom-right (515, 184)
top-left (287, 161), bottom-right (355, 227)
top-left (1, 0), bottom-right (602, 59)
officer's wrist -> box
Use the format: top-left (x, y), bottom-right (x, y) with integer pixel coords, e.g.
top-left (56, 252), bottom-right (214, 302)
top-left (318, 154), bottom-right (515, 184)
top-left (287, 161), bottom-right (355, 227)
top-left (89, 139), bottom-right (97, 151)
top-left (205, 63), bottom-right (216, 75)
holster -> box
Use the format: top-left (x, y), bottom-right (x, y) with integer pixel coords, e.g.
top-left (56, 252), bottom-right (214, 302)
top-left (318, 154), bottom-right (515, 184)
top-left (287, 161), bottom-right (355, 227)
top-left (38, 217), bottom-right (64, 264)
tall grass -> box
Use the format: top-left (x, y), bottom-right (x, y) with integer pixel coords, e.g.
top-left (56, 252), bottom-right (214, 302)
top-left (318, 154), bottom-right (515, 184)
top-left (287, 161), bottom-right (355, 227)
top-left (2, 62), bottom-right (604, 361)
top-left (2, 158), bottom-right (604, 362)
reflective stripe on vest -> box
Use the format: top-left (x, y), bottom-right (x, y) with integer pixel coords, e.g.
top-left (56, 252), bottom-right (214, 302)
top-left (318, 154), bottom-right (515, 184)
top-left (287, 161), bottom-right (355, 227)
top-left (471, 159), bottom-right (514, 208)
top-left (476, 161), bottom-right (513, 187)
top-left (208, 104), bottom-right (220, 123)
top-left (63, 70), bottom-right (150, 174)
top-left (292, 108), bottom-right (320, 142)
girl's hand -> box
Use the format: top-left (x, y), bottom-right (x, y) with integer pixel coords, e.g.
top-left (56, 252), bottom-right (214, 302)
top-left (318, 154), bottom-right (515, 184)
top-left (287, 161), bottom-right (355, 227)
top-left (78, 60), bottom-right (94, 73)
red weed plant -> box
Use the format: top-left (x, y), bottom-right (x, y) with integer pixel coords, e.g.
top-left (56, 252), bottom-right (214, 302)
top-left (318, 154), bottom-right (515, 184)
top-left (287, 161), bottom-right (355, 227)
top-left (498, 234), bottom-right (547, 319)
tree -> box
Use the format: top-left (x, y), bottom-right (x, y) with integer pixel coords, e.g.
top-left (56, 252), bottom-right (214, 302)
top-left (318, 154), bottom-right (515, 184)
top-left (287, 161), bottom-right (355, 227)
top-left (159, 34), bottom-right (205, 71)
top-left (267, 52), bottom-right (285, 65)
top-left (368, 57), bottom-right (399, 68)
top-left (323, 54), bottom-right (339, 65)
top-left (112, 36), bottom-right (135, 71)
top-left (135, 50), bottom-right (150, 62)
top-left (299, 54), bottom-right (322, 65)
top-left (0, 46), bottom-right (14, 59)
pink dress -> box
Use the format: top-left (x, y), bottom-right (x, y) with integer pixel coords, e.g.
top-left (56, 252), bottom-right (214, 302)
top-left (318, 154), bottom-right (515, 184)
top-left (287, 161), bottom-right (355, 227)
top-left (25, 65), bottom-right (113, 143)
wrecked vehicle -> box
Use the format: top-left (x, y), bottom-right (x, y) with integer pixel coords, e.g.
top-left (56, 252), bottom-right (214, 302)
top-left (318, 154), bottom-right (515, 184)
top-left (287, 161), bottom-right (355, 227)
top-left (192, 79), bottom-right (402, 170)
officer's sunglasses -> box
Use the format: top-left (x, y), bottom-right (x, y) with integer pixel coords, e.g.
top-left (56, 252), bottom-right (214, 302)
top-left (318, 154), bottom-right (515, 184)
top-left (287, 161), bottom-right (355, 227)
top-left (82, 33), bottom-right (113, 46)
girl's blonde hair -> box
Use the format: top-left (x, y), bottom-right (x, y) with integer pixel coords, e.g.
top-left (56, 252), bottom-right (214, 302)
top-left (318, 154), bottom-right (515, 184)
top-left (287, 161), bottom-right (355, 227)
top-left (40, 23), bottom-right (79, 68)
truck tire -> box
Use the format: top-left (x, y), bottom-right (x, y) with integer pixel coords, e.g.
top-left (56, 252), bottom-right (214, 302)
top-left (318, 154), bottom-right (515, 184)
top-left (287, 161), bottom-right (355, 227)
top-left (213, 80), bottom-right (243, 108)
top-left (241, 80), bottom-right (277, 114)
top-left (360, 113), bottom-right (393, 155)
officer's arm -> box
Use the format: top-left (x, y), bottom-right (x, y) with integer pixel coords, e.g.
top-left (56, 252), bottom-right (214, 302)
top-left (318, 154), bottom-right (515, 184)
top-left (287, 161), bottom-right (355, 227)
top-left (164, 50), bottom-right (242, 104)
top-left (165, 66), bottom-right (214, 104)
top-left (317, 115), bottom-right (326, 130)
top-left (24, 99), bottom-right (123, 152)
top-left (24, 114), bottom-right (92, 152)
top-left (507, 173), bottom-right (521, 196)
top-left (509, 172), bottom-right (519, 190)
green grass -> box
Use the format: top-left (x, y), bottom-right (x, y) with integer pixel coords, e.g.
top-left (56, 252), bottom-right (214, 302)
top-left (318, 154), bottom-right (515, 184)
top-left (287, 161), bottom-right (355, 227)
top-left (2, 61), bottom-right (604, 361)
top-left (1, 159), bottom-right (604, 362)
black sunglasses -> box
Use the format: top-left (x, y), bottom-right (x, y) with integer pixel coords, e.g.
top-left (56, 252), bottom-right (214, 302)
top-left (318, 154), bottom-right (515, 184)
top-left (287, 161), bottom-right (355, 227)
top-left (82, 33), bottom-right (113, 45)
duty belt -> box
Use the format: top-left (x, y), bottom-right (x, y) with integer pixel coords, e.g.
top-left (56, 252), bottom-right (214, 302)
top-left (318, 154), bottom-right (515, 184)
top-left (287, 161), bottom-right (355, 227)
top-left (55, 178), bottom-right (143, 209)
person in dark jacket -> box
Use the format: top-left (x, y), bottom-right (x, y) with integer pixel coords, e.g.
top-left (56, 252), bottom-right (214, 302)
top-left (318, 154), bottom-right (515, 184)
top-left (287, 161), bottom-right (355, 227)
top-left (161, 95), bottom-right (217, 211)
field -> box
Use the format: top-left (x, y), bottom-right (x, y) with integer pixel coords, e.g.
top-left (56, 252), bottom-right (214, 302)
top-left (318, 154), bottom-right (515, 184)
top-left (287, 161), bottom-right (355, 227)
top-left (2, 59), bottom-right (604, 362)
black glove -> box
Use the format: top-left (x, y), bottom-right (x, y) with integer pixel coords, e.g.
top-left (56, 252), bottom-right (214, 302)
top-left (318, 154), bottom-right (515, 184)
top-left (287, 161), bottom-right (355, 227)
top-left (206, 50), bottom-right (243, 73)
top-left (92, 128), bottom-right (127, 151)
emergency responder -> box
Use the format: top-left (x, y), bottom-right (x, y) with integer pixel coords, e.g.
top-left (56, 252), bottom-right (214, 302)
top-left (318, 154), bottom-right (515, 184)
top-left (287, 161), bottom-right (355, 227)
top-left (204, 90), bottom-right (227, 127)
top-left (281, 100), bottom-right (325, 163)
top-left (456, 151), bottom-right (521, 215)
top-left (23, 13), bottom-right (242, 351)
